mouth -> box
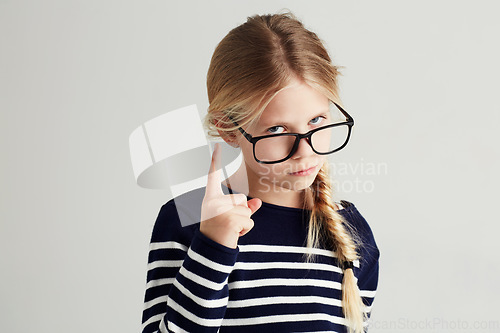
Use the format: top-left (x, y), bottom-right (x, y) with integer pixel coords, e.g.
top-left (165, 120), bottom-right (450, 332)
top-left (288, 165), bottom-right (318, 176)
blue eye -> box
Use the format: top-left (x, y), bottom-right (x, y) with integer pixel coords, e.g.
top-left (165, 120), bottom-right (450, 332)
top-left (265, 115), bottom-right (327, 134)
top-left (310, 116), bottom-right (325, 125)
top-left (267, 126), bottom-right (284, 134)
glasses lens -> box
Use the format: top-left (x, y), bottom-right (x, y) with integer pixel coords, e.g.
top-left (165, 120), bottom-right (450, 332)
top-left (311, 124), bottom-right (350, 154)
top-left (254, 124), bottom-right (350, 163)
top-left (254, 135), bottom-right (296, 162)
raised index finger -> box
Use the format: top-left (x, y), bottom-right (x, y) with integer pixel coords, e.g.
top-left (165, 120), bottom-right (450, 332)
top-left (205, 142), bottom-right (224, 198)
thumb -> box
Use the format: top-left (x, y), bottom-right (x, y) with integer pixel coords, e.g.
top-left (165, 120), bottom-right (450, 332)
top-left (247, 198), bottom-right (262, 215)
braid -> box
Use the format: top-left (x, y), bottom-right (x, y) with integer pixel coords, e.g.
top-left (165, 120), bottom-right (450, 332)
top-left (305, 161), bottom-right (368, 333)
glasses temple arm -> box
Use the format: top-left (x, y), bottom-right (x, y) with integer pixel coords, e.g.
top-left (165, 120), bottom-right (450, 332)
top-left (332, 101), bottom-right (354, 123)
top-left (225, 114), bottom-right (253, 142)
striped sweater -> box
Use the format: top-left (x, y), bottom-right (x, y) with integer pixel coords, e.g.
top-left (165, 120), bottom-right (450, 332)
top-left (142, 184), bottom-right (380, 332)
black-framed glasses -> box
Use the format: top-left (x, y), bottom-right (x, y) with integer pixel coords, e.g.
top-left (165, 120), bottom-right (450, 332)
top-left (228, 101), bottom-right (354, 164)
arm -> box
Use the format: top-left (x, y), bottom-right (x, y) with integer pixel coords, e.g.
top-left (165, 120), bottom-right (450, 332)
top-left (141, 202), bottom-right (239, 333)
top-left (343, 204), bottom-right (380, 329)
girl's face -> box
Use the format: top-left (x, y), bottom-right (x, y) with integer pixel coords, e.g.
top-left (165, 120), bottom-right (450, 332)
top-left (235, 79), bottom-right (331, 195)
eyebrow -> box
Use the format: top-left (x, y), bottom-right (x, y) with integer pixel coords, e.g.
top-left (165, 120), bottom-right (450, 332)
top-left (260, 110), bottom-right (330, 127)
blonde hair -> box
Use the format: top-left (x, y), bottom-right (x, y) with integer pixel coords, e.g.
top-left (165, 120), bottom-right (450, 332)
top-left (204, 11), bottom-right (368, 332)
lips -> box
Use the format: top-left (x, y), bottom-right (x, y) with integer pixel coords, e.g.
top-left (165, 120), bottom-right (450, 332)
top-left (289, 165), bottom-right (317, 175)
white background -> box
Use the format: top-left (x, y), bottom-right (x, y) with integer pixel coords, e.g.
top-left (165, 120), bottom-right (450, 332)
top-left (1, 1), bottom-right (499, 332)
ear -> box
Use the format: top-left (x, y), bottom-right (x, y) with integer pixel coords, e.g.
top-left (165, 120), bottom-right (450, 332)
top-left (216, 128), bottom-right (239, 148)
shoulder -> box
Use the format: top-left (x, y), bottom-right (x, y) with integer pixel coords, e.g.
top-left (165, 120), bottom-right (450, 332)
top-left (150, 186), bottom-right (207, 243)
top-left (336, 200), bottom-right (375, 241)
top-left (336, 200), bottom-right (380, 265)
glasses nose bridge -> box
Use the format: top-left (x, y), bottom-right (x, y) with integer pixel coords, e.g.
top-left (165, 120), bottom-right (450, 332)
top-left (300, 130), bottom-right (314, 145)
top-left (292, 131), bottom-right (314, 154)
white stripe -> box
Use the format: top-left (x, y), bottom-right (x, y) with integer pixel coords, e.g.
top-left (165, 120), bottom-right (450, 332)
top-left (159, 316), bottom-right (168, 333)
top-left (150, 241), bottom-right (188, 252)
top-left (221, 312), bottom-right (347, 326)
top-left (179, 266), bottom-right (228, 291)
top-left (238, 244), bottom-right (337, 257)
top-left (360, 289), bottom-right (377, 298)
top-left (228, 278), bottom-right (341, 290)
top-left (227, 295), bottom-right (342, 308)
top-left (146, 284), bottom-right (365, 313)
top-left (142, 313), bottom-right (163, 330)
top-left (238, 244), bottom-right (360, 268)
top-left (144, 295), bottom-right (168, 312)
top-left (173, 278), bottom-right (229, 308)
top-left (234, 261), bottom-right (343, 273)
top-left (146, 277), bottom-right (176, 290)
top-left (187, 248), bottom-right (234, 274)
top-left (148, 260), bottom-right (183, 271)
top-left (166, 320), bottom-right (189, 333)
top-left (145, 281), bottom-right (372, 311)
top-left (167, 297), bottom-right (224, 327)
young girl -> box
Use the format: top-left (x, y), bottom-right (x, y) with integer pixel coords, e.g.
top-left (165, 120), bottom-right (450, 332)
top-left (142, 12), bottom-right (379, 333)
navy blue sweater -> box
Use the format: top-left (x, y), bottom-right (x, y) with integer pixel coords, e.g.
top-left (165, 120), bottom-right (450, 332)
top-left (142, 184), bottom-right (380, 332)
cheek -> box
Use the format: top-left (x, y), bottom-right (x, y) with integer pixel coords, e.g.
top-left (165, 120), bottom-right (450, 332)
top-left (257, 163), bottom-right (288, 177)
top-left (240, 144), bottom-right (288, 177)
top-left (317, 155), bottom-right (327, 167)
top-left (239, 142), bottom-right (254, 163)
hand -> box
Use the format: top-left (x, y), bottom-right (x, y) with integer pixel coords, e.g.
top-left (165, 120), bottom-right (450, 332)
top-left (200, 143), bottom-right (262, 249)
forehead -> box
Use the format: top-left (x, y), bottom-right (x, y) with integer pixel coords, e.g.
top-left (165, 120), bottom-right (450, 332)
top-left (256, 103), bottom-right (330, 126)
top-left (255, 82), bottom-right (331, 125)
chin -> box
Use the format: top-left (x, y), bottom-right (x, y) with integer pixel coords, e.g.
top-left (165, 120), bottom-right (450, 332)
top-left (281, 175), bottom-right (318, 192)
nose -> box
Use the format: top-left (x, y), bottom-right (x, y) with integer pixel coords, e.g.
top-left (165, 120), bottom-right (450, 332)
top-left (292, 136), bottom-right (315, 159)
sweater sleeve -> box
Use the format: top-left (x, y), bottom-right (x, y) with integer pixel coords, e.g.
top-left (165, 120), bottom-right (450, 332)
top-left (342, 203), bottom-right (380, 327)
top-left (141, 201), bottom-right (239, 333)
